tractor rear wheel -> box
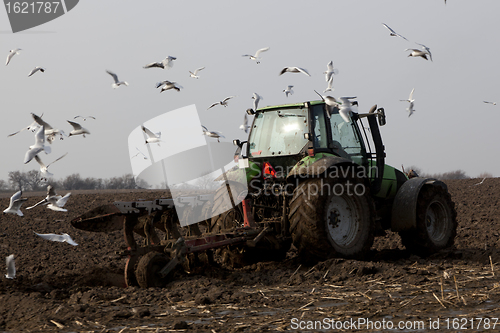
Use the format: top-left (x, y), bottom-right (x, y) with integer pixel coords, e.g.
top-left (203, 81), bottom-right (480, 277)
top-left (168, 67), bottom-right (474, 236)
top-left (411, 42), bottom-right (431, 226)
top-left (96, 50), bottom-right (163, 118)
top-left (289, 178), bottom-right (374, 261)
top-left (135, 251), bottom-right (171, 288)
top-left (399, 185), bottom-right (457, 256)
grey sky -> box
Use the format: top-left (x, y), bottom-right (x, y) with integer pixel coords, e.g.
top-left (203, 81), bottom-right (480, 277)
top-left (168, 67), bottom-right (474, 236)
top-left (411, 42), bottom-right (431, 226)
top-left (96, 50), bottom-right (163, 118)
top-left (1, 0), bottom-right (499, 183)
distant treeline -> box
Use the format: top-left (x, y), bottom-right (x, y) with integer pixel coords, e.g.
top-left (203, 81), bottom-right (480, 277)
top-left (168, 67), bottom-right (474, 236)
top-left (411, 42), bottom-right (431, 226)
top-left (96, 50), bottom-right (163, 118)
top-left (0, 171), bottom-right (150, 192)
top-left (406, 167), bottom-right (493, 180)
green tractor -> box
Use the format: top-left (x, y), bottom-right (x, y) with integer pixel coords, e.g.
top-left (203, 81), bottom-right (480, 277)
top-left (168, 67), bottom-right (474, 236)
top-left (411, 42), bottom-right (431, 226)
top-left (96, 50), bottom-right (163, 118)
top-left (212, 100), bottom-right (457, 263)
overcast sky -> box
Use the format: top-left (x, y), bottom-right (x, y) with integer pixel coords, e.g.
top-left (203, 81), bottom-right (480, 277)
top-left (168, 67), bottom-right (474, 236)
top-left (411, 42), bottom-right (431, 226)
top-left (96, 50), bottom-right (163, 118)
top-left (1, 0), bottom-right (499, 184)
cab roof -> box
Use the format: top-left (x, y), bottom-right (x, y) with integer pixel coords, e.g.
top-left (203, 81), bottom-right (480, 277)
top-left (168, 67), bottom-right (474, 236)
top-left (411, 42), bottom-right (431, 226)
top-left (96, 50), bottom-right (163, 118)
top-left (256, 100), bottom-right (324, 112)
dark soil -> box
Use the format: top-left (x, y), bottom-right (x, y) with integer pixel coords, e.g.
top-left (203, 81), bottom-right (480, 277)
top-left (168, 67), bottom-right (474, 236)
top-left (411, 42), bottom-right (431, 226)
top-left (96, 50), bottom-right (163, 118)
top-left (1, 179), bottom-right (499, 332)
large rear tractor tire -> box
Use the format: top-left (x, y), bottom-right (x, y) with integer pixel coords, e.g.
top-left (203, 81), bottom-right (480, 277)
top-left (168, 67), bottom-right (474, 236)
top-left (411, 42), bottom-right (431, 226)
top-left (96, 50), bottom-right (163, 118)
top-left (399, 185), bottom-right (457, 256)
top-left (289, 178), bottom-right (374, 261)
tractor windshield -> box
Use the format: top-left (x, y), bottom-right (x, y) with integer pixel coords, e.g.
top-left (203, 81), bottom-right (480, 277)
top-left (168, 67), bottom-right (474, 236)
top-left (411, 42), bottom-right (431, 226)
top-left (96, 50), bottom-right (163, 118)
top-left (248, 108), bottom-right (309, 158)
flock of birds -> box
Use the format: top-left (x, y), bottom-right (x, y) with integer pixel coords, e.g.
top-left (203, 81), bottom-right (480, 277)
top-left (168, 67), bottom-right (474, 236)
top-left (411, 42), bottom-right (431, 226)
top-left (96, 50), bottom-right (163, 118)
top-left (3, 185), bottom-right (77, 279)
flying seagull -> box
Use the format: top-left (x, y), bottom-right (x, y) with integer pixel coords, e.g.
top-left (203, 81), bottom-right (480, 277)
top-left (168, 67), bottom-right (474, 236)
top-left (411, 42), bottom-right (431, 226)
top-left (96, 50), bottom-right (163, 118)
top-left (28, 67), bottom-right (45, 77)
top-left (34, 152), bottom-right (68, 181)
top-left (473, 177), bottom-right (486, 186)
top-left (6, 48), bottom-right (21, 66)
top-left (67, 120), bottom-right (90, 137)
top-left (324, 61), bottom-right (339, 82)
top-left (252, 93), bottom-right (262, 111)
top-left (5, 255), bottom-right (15, 279)
top-left (143, 56), bottom-right (176, 69)
top-left (314, 90), bottom-right (339, 119)
top-left (400, 88), bottom-right (416, 117)
top-left (202, 125), bottom-right (224, 142)
top-left (141, 125), bottom-right (161, 144)
top-left (24, 126), bottom-right (51, 164)
top-left (106, 70), bottom-right (129, 88)
top-left (31, 113), bottom-right (64, 143)
top-left (207, 96), bottom-right (235, 109)
top-left (382, 23), bottom-right (409, 41)
top-left (415, 43), bottom-right (433, 61)
top-left (34, 232), bottom-right (78, 246)
top-left (239, 113), bottom-right (250, 134)
top-left (26, 185), bottom-right (63, 210)
top-left (156, 80), bottom-right (183, 92)
top-left (3, 191), bottom-right (27, 216)
top-left (405, 48), bottom-right (429, 60)
top-left (483, 101), bottom-right (497, 105)
top-left (189, 67), bottom-right (205, 79)
top-left (74, 115), bottom-right (96, 121)
top-left (338, 97), bottom-right (358, 123)
top-left (46, 193), bottom-right (71, 212)
top-left (279, 67), bottom-right (311, 76)
top-left (242, 47), bottom-right (270, 64)
top-left (283, 85), bottom-right (294, 97)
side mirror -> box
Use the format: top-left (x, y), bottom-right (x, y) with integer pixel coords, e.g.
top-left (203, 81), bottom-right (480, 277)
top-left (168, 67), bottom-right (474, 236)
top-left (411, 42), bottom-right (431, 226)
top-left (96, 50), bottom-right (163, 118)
top-left (377, 108), bottom-right (386, 126)
top-left (233, 139), bottom-right (241, 147)
top-left (304, 133), bottom-right (312, 141)
top-left (246, 108), bottom-right (255, 115)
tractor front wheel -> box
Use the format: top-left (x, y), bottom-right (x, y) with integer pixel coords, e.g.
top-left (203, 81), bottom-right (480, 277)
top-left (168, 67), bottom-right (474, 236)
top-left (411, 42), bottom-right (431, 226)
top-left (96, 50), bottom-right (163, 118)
top-left (399, 185), bottom-right (457, 256)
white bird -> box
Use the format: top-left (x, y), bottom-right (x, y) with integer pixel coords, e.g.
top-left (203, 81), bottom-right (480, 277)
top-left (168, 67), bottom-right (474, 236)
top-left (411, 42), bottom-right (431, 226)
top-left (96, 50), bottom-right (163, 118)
top-left (242, 47), bottom-right (270, 64)
top-left (416, 43), bottom-right (433, 62)
top-left (405, 48), bottom-right (429, 60)
top-left (314, 90), bottom-right (340, 119)
top-left (279, 67), bottom-right (311, 76)
top-left (106, 70), bottom-right (129, 88)
top-left (24, 126), bottom-right (51, 164)
top-left (202, 125), bottom-right (225, 142)
top-left (28, 67), bottom-right (45, 77)
top-left (143, 56), bottom-right (176, 69)
top-left (400, 88), bottom-right (415, 104)
top-left (26, 185), bottom-right (61, 210)
top-left (6, 48), bottom-right (21, 66)
top-left (252, 93), bottom-right (262, 111)
top-left (324, 75), bottom-right (334, 93)
top-left (46, 193), bottom-right (71, 212)
top-left (207, 96), bottom-right (235, 109)
top-left (382, 23), bottom-right (409, 41)
top-left (473, 177), bottom-right (486, 186)
top-left (400, 88), bottom-right (416, 117)
top-left (324, 61), bottom-right (339, 82)
top-left (34, 232), bottom-right (78, 246)
top-left (141, 125), bottom-right (161, 144)
top-left (34, 153), bottom-right (68, 181)
top-left (483, 101), bottom-right (496, 105)
top-left (239, 113), bottom-right (250, 134)
top-left (67, 120), bottom-right (90, 138)
top-left (7, 120), bottom-right (39, 137)
top-left (156, 80), bottom-right (182, 92)
top-left (283, 85), bottom-right (294, 97)
top-left (132, 147), bottom-right (148, 160)
top-left (74, 115), bottom-right (96, 121)
top-left (5, 255), bottom-right (15, 279)
top-left (31, 113), bottom-right (64, 143)
top-left (338, 97), bottom-right (358, 123)
top-left (189, 67), bottom-right (205, 79)
top-left (3, 191), bottom-right (27, 216)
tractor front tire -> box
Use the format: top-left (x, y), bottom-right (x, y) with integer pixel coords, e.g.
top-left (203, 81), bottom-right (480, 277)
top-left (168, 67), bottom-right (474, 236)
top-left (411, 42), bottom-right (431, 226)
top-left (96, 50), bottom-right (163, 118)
top-left (399, 185), bottom-right (457, 256)
top-left (289, 178), bottom-right (374, 261)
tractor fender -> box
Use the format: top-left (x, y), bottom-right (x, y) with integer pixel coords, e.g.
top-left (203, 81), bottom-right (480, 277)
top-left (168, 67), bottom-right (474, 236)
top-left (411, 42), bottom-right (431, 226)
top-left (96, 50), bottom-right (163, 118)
top-left (287, 156), bottom-right (363, 179)
top-left (391, 177), bottom-right (448, 231)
